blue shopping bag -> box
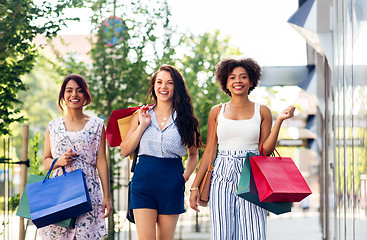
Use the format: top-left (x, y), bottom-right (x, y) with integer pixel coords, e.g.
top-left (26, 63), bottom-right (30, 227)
top-left (27, 159), bottom-right (92, 228)
top-left (236, 152), bottom-right (292, 215)
top-left (16, 174), bottom-right (76, 228)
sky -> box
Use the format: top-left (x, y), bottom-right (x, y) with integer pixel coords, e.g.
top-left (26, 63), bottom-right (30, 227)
top-left (169, 0), bottom-right (307, 66)
top-left (60, 0), bottom-right (307, 67)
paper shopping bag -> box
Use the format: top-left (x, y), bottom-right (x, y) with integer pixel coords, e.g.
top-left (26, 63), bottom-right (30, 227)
top-left (16, 174), bottom-right (76, 228)
top-left (236, 152), bottom-right (291, 215)
top-left (106, 105), bottom-right (152, 159)
top-left (250, 148), bottom-right (312, 202)
top-left (105, 106), bottom-right (141, 148)
top-left (27, 165), bottom-right (92, 228)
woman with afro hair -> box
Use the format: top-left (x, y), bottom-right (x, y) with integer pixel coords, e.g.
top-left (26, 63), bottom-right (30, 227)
top-left (189, 58), bottom-right (295, 240)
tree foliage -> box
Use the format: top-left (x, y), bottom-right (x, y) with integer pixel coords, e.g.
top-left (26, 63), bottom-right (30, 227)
top-left (11, 53), bottom-right (62, 158)
top-left (84, 0), bottom-right (181, 118)
top-left (0, 0), bottom-right (82, 136)
top-left (179, 30), bottom-right (241, 145)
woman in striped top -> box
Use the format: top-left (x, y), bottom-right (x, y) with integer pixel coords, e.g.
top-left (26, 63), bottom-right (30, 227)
top-left (189, 58), bottom-right (295, 240)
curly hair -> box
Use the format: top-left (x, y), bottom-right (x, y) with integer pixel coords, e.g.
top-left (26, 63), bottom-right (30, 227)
top-left (215, 58), bottom-right (262, 96)
top-left (149, 65), bottom-right (203, 149)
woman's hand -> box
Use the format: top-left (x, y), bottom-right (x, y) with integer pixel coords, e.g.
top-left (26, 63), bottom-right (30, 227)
top-left (101, 197), bottom-right (112, 218)
top-left (138, 105), bottom-right (151, 129)
top-left (189, 188), bottom-right (201, 212)
top-left (57, 149), bottom-right (78, 167)
top-left (277, 105), bottom-right (295, 121)
top-left (182, 174), bottom-right (189, 182)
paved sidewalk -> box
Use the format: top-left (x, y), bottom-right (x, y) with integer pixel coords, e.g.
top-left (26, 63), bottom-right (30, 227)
top-left (173, 211), bottom-right (322, 240)
top-left (21, 209), bottom-right (322, 239)
top-left (267, 212), bottom-right (322, 240)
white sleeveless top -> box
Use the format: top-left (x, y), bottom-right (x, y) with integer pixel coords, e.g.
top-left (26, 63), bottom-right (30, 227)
top-left (217, 103), bottom-right (261, 151)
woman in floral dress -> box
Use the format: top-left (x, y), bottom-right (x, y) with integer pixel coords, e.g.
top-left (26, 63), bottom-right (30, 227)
top-left (40, 74), bottom-right (112, 239)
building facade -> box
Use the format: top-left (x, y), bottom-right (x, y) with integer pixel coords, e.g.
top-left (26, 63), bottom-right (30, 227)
top-left (289, 0), bottom-right (367, 239)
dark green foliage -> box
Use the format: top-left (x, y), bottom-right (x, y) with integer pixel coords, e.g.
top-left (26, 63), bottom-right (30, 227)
top-left (0, 0), bottom-right (82, 135)
top-left (29, 132), bottom-right (43, 176)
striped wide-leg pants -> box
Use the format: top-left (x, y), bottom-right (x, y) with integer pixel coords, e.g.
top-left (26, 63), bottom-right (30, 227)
top-left (209, 150), bottom-right (267, 240)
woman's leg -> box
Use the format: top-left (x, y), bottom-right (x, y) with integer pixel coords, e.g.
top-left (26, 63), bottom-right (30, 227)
top-left (235, 196), bottom-right (267, 240)
top-left (209, 183), bottom-right (235, 240)
top-left (156, 214), bottom-right (180, 240)
top-left (134, 209), bottom-right (158, 240)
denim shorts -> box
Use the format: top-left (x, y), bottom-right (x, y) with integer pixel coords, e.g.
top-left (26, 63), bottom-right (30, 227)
top-left (130, 155), bottom-right (186, 215)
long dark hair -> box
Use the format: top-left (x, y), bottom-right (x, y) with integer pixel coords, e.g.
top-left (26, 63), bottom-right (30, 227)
top-left (149, 65), bottom-right (203, 149)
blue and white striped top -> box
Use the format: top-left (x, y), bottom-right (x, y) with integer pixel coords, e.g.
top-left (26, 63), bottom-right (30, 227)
top-left (138, 107), bottom-right (186, 158)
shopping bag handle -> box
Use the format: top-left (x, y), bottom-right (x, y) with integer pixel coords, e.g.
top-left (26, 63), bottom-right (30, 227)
top-left (43, 158), bottom-right (66, 183)
top-left (260, 145), bottom-right (281, 158)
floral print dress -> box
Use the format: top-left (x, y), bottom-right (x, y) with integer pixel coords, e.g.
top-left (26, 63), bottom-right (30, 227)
top-left (38, 117), bottom-right (107, 240)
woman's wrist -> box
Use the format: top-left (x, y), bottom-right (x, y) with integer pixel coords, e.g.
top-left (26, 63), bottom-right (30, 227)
top-left (103, 194), bottom-right (110, 200)
top-left (51, 157), bottom-right (59, 169)
top-left (183, 173), bottom-right (191, 182)
top-left (137, 123), bottom-right (148, 132)
top-left (274, 117), bottom-right (284, 125)
top-left (190, 187), bottom-right (199, 192)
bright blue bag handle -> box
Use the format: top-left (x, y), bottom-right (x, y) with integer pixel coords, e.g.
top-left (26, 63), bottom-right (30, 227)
top-left (43, 158), bottom-right (66, 183)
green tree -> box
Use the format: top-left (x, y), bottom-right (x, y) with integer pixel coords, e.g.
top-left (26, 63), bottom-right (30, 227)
top-left (85, 0), bottom-right (180, 115)
top-left (11, 53), bottom-right (62, 159)
top-left (180, 30), bottom-right (241, 145)
top-left (0, 0), bottom-right (82, 136)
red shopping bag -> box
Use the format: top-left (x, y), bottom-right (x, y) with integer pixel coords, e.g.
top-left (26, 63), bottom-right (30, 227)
top-left (105, 106), bottom-right (141, 148)
top-left (250, 146), bottom-right (312, 202)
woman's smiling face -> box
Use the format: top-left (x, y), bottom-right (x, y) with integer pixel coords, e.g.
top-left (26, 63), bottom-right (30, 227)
top-left (226, 67), bottom-right (252, 96)
top-left (64, 79), bottom-right (86, 109)
top-left (154, 70), bottom-right (175, 102)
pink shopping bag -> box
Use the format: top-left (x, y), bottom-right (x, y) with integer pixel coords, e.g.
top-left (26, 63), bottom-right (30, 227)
top-left (250, 146), bottom-right (312, 202)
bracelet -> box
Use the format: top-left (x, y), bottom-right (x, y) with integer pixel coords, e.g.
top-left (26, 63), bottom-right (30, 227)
top-left (190, 187), bottom-right (199, 192)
